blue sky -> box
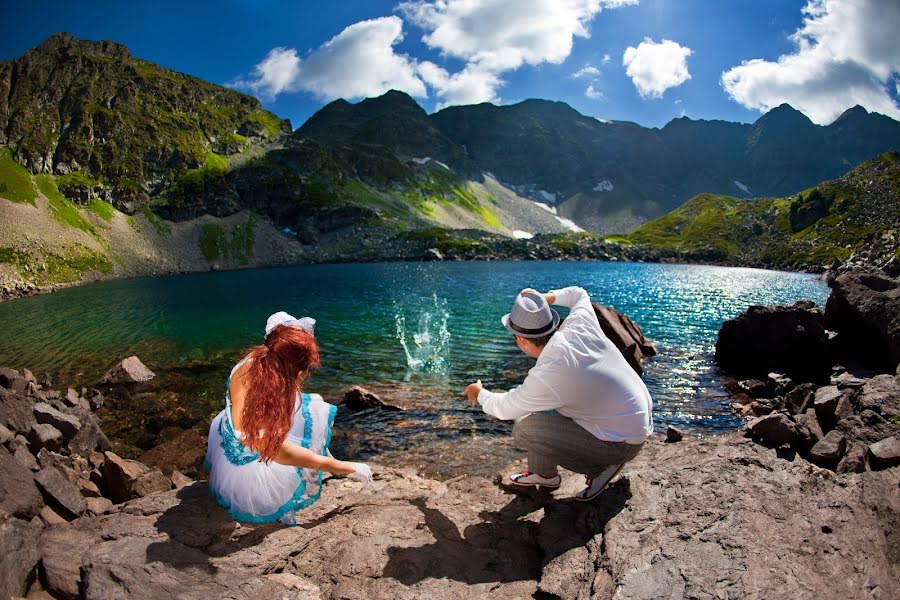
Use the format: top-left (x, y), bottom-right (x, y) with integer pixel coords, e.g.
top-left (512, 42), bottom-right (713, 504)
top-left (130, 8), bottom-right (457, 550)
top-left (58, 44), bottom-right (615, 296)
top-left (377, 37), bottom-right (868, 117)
top-left (3, 1), bottom-right (899, 130)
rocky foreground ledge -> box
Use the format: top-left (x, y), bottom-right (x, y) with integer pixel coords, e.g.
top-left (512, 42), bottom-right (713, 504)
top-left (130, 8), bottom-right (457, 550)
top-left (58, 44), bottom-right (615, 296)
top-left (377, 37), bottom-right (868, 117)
top-left (4, 435), bottom-right (895, 600)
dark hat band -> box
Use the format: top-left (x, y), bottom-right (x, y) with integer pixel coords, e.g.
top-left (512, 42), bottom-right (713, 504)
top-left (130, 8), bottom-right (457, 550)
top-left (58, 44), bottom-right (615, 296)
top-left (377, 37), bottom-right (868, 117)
top-left (508, 319), bottom-right (556, 336)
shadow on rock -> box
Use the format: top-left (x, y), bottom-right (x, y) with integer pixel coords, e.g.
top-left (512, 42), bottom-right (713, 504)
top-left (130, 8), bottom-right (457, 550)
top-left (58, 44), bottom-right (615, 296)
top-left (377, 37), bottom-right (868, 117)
top-left (382, 478), bottom-right (631, 586)
top-left (145, 481), bottom-right (284, 570)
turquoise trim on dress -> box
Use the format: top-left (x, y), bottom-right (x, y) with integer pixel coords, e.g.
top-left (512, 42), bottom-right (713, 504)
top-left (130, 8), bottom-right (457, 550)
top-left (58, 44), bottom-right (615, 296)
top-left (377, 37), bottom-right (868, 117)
top-left (207, 391), bottom-right (339, 524)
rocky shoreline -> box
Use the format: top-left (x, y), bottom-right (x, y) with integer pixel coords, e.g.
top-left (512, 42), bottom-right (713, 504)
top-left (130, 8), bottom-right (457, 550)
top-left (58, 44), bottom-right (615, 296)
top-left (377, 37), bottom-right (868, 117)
top-left (2, 268), bottom-right (899, 599)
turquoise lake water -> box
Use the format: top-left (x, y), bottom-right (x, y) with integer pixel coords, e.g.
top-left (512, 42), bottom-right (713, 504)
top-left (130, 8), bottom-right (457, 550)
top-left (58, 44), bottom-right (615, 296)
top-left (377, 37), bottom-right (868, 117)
top-left (0, 261), bottom-right (829, 457)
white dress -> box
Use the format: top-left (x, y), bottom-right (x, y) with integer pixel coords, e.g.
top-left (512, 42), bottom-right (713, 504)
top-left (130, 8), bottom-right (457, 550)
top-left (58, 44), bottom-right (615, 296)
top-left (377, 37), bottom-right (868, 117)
top-left (205, 359), bottom-right (337, 524)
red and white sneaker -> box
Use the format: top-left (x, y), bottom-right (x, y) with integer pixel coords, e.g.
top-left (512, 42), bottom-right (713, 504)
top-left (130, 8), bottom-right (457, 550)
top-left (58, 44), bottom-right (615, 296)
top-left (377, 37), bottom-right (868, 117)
top-left (508, 470), bottom-right (561, 488)
top-left (575, 463), bottom-right (625, 502)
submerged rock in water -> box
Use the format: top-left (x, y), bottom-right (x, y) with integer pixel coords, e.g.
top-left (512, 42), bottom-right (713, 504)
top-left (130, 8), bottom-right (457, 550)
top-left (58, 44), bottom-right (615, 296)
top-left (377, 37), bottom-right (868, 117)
top-left (98, 356), bottom-right (156, 385)
top-left (343, 386), bottom-right (404, 411)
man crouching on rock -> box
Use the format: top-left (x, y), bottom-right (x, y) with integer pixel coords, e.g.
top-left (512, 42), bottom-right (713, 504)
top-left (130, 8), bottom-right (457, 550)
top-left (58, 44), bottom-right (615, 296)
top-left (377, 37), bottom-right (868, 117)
top-left (465, 287), bottom-right (653, 501)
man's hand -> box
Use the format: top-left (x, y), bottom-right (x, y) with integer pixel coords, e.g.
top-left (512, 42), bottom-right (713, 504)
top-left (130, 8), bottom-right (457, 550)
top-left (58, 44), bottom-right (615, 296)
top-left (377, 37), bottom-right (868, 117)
top-left (520, 288), bottom-right (556, 305)
top-left (465, 380), bottom-right (483, 406)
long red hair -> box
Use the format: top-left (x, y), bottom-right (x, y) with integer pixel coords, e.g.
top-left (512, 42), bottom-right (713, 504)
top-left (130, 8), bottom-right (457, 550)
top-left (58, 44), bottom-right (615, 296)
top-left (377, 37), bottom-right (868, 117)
top-left (240, 324), bottom-right (320, 462)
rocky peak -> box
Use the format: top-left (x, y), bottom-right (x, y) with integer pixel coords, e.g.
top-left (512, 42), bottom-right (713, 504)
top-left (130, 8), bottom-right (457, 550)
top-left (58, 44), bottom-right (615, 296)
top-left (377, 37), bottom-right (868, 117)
top-left (27, 31), bottom-right (132, 61)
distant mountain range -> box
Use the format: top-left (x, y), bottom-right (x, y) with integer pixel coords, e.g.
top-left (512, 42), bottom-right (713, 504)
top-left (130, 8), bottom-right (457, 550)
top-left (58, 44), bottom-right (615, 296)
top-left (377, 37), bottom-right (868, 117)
top-left (300, 90), bottom-right (900, 232)
top-left (1, 32), bottom-right (899, 250)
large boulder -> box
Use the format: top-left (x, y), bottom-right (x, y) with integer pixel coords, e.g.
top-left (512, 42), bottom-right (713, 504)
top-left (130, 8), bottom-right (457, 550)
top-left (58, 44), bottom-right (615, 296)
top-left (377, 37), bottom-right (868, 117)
top-left (715, 301), bottom-right (830, 382)
top-left (34, 467), bottom-right (87, 518)
top-left (0, 446), bottom-right (44, 519)
top-left (748, 413), bottom-right (798, 446)
top-left (0, 386), bottom-right (36, 432)
top-left (98, 356), bottom-right (156, 385)
top-left (0, 517), bottom-right (41, 599)
top-left (810, 430), bottom-right (848, 469)
top-left (868, 437), bottom-right (900, 470)
top-left (592, 303), bottom-right (658, 375)
top-left (824, 269), bottom-right (900, 372)
top-left (34, 401), bottom-right (82, 439)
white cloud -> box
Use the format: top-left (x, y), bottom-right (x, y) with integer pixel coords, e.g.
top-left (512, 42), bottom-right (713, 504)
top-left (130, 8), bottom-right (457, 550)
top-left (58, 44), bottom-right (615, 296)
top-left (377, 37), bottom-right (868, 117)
top-left (585, 84), bottom-right (603, 100)
top-left (231, 16), bottom-right (426, 101)
top-left (572, 65), bottom-right (601, 79)
top-left (418, 61), bottom-right (503, 108)
top-left (623, 38), bottom-right (693, 99)
top-left (721, 0), bottom-right (900, 124)
top-left (398, 0), bottom-right (637, 105)
top-left (601, 53), bottom-right (611, 65)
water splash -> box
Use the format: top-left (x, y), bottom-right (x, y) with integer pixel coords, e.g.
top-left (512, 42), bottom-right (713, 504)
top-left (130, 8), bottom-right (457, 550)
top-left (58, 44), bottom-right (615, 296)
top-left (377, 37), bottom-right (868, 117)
top-left (395, 295), bottom-right (451, 375)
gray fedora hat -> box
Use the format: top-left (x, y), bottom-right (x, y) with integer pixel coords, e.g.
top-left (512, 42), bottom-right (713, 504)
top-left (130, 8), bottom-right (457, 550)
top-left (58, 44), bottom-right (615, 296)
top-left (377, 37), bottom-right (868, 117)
top-left (501, 291), bottom-right (560, 338)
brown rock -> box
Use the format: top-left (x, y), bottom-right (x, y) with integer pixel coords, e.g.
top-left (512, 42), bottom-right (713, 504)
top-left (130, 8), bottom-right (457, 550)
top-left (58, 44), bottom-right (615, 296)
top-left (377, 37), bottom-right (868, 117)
top-left (13, 444), bottom-right (40, 471)
top-left (0, 367), bottom-right (21, 388)
top-left (132, 468), bottom-right (172, 497)
top-left (748, 413), bottom-right (798, 446)
top-left (78, 478), bottom-right (102, 498)
top-left (343, 386), bottom-right (403, 411)
top-left (812, 386), bottom-right (842, 422)
top-left (665, 426), bottom-right (684, 443)
top-left (27, 423), bottom-right (62, 451)
top-left (98, 356), bottom-right (155, 385)
top-left (0, 421), bottom-right (11, 444)
top-left (868, 436), bottom-right (900, 470)
top-left (102, 451), bottom-right (150, 503)
top-left (171, 470), bottom-right (193, 488)
top-left (592, 303), bottom-right (657, 375)
top-left (0, 517), bottom-right (41, 599)
top-left (85, 496), bottom-right (113, 515)
top-left (0, 386), bottom-right (37, 432)
top-left (855, 374), bottom-right (900, 419)
top-left (836, 443), bottom-right (867, 474)
top-left (33, 402), bottom-right (81, 439)
top-left (810, 430), bottom-right (848, 469)
top-left (34, 467), bottom-right (87, 518)
top-left (0, 446), bottom-right (44, 519)
top-left (785, 383), bottom-right (817, 415)
top-left (39, 505), bottom-right (67, 526)
top-left (39, 525), bottom-right (96, 600)
top-left (795, 409), bottom-right (825, 450)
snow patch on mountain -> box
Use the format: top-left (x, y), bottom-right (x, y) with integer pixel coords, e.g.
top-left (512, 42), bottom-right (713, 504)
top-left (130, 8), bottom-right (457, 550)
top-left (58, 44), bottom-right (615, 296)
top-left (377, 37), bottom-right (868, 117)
top-left (734, 180), bottom-right (751, 194)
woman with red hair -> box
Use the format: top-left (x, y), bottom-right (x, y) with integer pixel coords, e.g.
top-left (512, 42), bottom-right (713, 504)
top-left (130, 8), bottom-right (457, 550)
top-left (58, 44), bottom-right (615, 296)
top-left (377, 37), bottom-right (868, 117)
top-left (206, 312), bottom-right (372, 524)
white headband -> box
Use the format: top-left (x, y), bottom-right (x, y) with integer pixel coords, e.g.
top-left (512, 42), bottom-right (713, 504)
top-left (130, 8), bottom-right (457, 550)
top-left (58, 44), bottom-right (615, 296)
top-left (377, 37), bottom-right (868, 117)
top-left (265, 311), bottom-right (316, 337)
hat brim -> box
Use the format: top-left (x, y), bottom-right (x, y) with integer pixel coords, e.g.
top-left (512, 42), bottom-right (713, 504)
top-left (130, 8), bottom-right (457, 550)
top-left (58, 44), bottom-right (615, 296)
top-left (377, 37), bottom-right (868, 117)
top-left (501, 309), bottom-right (560, 338)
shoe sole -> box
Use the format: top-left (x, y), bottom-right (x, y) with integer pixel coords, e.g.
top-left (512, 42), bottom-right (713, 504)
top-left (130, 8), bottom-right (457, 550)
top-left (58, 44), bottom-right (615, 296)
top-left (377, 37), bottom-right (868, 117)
top-left (574, 464), bottom-right (625, 502)
top-left (507, 476), bottom-right (560, 489)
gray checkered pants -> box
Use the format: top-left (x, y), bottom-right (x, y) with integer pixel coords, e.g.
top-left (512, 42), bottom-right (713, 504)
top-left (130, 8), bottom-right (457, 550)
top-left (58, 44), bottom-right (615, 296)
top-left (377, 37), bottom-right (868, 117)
top-left (512, 412), bottom-right (644, 478)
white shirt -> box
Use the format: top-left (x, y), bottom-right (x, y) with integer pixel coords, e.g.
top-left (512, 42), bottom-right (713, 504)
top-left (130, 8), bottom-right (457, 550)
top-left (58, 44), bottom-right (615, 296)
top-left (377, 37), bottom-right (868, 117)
top-left (477, 286), bottom-right (654, 443)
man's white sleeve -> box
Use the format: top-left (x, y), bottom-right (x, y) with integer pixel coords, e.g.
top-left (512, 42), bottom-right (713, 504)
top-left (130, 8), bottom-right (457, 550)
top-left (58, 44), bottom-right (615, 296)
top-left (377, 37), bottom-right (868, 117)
top-left (550, 286), bottom-right (596, 324)
top-left (476, 366), bottom-right (563, 421)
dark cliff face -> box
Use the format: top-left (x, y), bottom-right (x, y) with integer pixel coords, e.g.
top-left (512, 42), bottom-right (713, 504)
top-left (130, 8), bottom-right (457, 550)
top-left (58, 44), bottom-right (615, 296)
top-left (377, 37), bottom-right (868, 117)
top-left (0, 32), bottom-right (289, 203)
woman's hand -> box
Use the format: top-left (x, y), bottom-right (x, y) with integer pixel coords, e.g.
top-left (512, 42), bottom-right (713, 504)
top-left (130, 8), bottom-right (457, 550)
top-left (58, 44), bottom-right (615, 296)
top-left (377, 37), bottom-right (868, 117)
top-left (348, 462), bottom-right (373, 485)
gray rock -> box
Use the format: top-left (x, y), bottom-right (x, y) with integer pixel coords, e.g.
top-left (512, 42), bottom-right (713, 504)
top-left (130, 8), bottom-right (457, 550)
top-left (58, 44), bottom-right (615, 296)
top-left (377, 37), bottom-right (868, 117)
top-left (855, 374), bottom-right (900, 419)
top-left (795, 409), bottom-right (825, 450)
top-left (665, 426), bottom-right (684, 443)
top-left (424, 247), bottom-right (444, 261)
top-left (13, 444), bottom-right (40, 471)
top-left (67, 404), bottom-right (111, 457)
top-left (133, 468), bottom-right (172, 497)
top-left (768, 372), bottom-right (796, 395)
top-left (0, 446), bottom-right (44, 519)
top-left (39, 372), bottom-right (52, 388)
top-left (748, 412), bottom-right (798, 446)
top-left (39, 525), bottom-right (98, 600)
top-left (831, 372), bottom-right (867, 390)
top-left (0, 366), bottom-right (20, 388)
top-left (27, 422), bottom-right (63, 451)
top-left (98, 356), bottom-right (155, 385)
top-left (0, 386), bottom-right (36, 432)
top-left (785, 383), bottom-right (817, 415)
top-left (22, 368), bottom-right (36, 384)
top-left (836, 443), bottom-right (867, 474)
top-left (812, 386), bottom-right (842, 421)
top-left (64, 388), bottom-right (80, 407)
top-left (0, 421), bottom-right (11, 443)
top-left (834, 393), bottom-right (855, 421)
top-left (810, 430), bottom-right (848, 469)
top-left (868, 437), bottom-right (900, 470)
top-left (0, 517), bottom-right (41, 599)
top-left (34, 402), bottom-right (82, 439)
top-left (34, 467), bottom-right (87, 518)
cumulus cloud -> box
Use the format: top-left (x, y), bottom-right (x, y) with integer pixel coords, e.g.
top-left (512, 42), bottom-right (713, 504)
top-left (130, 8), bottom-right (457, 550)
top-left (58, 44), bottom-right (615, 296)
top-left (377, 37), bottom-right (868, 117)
top-left (571, 65), bottom-right (601, 79)
top-left (230, 16), bottom-right (426, 101)
top-left (623, 38), bottom-right (693, 99)
top-left (721, 0), bottom-right (900, 124)
top-left (398, 0), bottom-right (637, 105)
top-left (601, 53), bottom-right (611, 65)
top-left (585, 84), bottom-right (603, 100)
top-left (418, 61), bottom-right (503, 108)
